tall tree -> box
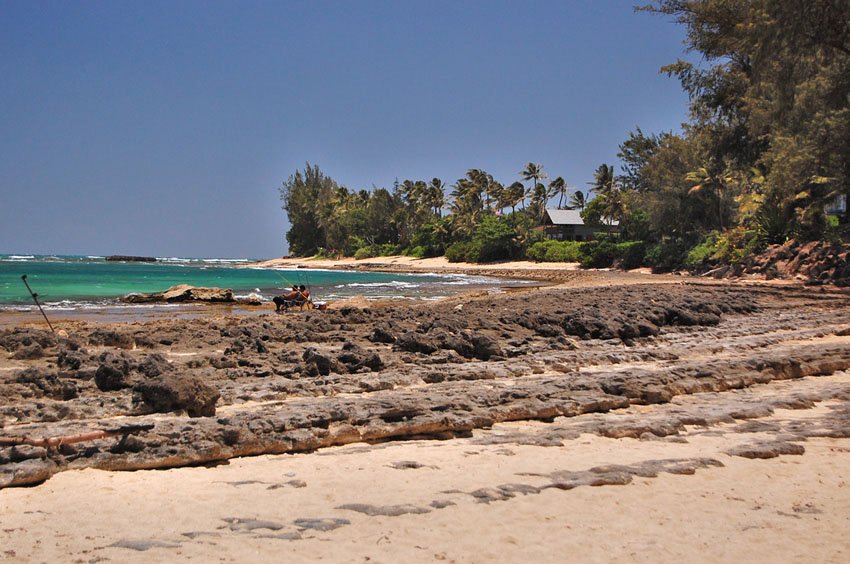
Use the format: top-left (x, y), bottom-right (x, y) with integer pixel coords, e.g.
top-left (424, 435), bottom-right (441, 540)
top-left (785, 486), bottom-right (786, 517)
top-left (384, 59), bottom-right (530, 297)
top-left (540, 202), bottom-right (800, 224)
top-left (450, 177), bottom-right (483, 239)
top-left (550, 176), bottom-right (567, 209)
top-left (618, 128), bottom-right (669, 192)
top-left (427, 178), bottom-right (447, 217)
top-left (279, 163), bottom-right (340, 256)
top-left (569, 190), bottom-right (586, 211)
top-left (685, 162), bottom-right (734, 230)
top-left (520, 163), bottom-right (547, 213)
top-left (643, 0), bottom-right (850, 238)
top-left (504, 181), bottom-right (526, 213)
top-left (590, 163), bottom-right (623, 227)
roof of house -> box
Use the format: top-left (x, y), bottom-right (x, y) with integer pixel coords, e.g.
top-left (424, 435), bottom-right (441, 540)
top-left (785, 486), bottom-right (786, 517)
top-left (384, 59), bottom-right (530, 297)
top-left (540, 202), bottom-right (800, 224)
top-left (544, 208), bottom-right (619, 227)
top-left (545, 208), bottom-right (585, 225)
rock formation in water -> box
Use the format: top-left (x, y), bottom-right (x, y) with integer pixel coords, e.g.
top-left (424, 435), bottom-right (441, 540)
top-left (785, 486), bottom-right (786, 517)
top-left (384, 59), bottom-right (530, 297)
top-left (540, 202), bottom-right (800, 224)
top-left (123, 285), bottom-right (240, 304)
top-left (105, 255), bottom-right (158, 262)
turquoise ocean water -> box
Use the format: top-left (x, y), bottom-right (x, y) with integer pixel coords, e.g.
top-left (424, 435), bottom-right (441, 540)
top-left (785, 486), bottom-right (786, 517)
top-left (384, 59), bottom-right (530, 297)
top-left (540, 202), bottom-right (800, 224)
top-left (0, 255), bottom-right (524, 311)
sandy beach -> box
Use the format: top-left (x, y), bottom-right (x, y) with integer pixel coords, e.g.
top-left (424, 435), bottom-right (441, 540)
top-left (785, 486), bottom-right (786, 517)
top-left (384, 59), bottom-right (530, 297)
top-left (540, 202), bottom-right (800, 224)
top-left (252, 255), bottom-right (675, 286)
top-left (2, 264), bottom-right (849, 562)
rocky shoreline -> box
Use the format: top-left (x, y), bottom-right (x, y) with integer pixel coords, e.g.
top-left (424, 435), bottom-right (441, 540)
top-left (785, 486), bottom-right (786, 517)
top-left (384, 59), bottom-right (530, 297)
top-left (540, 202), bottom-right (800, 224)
top-left (701, 239), bottom-right (850, 286)
top-left (3, 281), bottom-right (850, 489)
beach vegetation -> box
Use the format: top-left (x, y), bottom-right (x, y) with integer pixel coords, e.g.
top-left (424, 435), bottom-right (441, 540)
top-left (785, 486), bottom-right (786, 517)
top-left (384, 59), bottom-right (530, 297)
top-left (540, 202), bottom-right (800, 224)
top-left (280, 1), bottom-right (849, 270)
top-left (644, 238), bottom-right (693, 273)
top-left (279, 164), bottom-right (339, 256)
top-left (527, 240), bottom-right (584, 263)
top-left (353, 247), bottom-right (373, 260)
top-left (684, 232), bottom-right (722, 271)
top-left (444, 241), bottom-right (472, 263)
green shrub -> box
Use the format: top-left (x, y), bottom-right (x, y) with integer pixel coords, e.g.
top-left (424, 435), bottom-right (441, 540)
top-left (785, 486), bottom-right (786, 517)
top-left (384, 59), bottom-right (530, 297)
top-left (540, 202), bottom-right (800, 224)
top-left (614, 241), bottom-right (647, 270)
top-left (445, 242), bottom-right (472, 263)
top-left (343, 236), bottom-right (366, 257)
top-left (315, 247), bottom-right (350, 259)
top-left (353, 246), bottom-right (375, 260)
top-left (376, 243), bottom-right (401, 256)
top-left (712, 228), bottom-right (764, 265)
top-left (406, 245), bottom-right (427, 258)
top-left (463, 240), bottom-right (487, 263)
top-left (523, 229), bottom-right (547, 249)
top-left (526, 240), bottom-right (585, 262)
top-left (526, 240), bottom-right (553, 261)
top-left (445, 215), bottom-right (522, 263)
top-left (411, 218), bottom-right (450, 257)
top-left (579, 240), bottom-right (618, 268)
top-left (684, 232), bottom-right (720, 270)
top-left (645, 239), bottom-right (691, 272)
top-left (551, 242), bottom-right (584, 263)
top-left (753, 202), bottom-right (791, 244)
top-left (468, 215), bottom-right (520, 263)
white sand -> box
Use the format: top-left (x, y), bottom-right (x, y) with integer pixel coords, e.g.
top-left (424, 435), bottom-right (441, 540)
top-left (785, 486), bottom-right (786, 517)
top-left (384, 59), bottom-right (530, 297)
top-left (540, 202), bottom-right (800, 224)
top-left (2, 376), bottom-right (848, 563)
top-left (253, 255), bottom-right (584, 273)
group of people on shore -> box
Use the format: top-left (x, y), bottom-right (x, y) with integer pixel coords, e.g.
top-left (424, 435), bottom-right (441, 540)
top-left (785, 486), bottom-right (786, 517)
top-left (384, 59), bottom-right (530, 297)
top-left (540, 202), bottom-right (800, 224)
top-left (273, 284), bottom-right (310, 312)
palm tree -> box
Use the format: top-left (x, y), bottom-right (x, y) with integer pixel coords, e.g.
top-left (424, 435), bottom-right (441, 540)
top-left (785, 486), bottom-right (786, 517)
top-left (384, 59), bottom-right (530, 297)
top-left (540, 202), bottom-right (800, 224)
top-left (520, 163), bottom-right (547, 210)
top-left (590, 163), bottom-right (622, 226)
top-left (591, 164), bottom-right (616, 198)
top-left (504, 181), bottom-right (526, 213)
top-left (569, 190), bottom-right (586, 211)
top-left (428, 178), bottom-right (446, 217)
top-left (488, 180), bottom-right (505, 213)
top-left (529, 182), bottom-right (548, 222)
top-left (686, 164), bottom-right (732, 231)
top-left (549, 176), bottom-right (566, 209)
top-left (450, 178), bottom-right (482, 238)
top-left (398, 179), bottom-right (418, 208)
top-left (467, 169), bottom-right (492, 210)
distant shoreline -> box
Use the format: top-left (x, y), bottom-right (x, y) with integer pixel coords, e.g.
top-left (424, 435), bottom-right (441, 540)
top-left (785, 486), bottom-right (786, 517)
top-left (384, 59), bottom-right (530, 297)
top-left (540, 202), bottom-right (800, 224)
top-left (252, 255), bottom-right (646, 284)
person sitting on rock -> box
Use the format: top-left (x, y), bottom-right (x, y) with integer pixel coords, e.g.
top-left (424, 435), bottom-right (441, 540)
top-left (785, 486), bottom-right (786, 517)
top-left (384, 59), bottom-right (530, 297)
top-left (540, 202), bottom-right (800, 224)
top-left (273, 286), bottom-right (299, 312)
top-left (293, 285), bottom-right (310, 308)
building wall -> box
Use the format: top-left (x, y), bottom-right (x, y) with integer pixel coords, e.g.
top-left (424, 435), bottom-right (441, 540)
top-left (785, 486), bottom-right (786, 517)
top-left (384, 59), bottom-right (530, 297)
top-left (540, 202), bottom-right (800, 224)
top-left (543, 225), bottom-right (606, 241)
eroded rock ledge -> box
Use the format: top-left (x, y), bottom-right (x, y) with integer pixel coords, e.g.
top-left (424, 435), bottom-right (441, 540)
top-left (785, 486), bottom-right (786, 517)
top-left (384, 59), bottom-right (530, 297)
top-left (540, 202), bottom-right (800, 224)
top-left (2, 283), bottom-right (850, 488)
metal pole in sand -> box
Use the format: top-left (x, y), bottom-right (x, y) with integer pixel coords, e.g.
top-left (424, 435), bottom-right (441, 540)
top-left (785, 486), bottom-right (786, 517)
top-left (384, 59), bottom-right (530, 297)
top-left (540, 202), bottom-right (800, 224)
top-left (21, 274), bottom-right (55, 333)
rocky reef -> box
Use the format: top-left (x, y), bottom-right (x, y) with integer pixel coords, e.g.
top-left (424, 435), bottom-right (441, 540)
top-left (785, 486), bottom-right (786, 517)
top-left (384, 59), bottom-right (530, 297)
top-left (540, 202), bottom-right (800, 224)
top-left (2, 282), bottom-right (850, 488)
top-left (105, 255), bottom-right (158, 262)
top-left (122, 284), bottom-right (262, 305)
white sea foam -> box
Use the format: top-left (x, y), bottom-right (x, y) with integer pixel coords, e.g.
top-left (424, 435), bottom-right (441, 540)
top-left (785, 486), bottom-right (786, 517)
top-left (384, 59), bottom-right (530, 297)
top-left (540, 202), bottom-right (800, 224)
top-left (341, 281), bottom-right (420, 289)
top-left (235, 292), bottom-right (265, 301)
top-left (265, 267), bottom-right (339, 274)
top-left (201, 258), bottom-right (249, 264)
top-left (158, 257), bottom-right (188, 263)
top-left (157, 257), bottom-right (250, 265)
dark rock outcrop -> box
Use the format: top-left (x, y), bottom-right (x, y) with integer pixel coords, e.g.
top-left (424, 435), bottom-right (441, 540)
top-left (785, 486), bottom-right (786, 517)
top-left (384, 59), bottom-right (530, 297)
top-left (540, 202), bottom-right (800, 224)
top-left (3, 282), bottom-right (850, 489)
top-left (703, 239), bottom-right (850, 285)
top-left (133, 374), bottom-right (220, 417)
top-left (95, 352), bottom-right (134, 391)
top-left (123, 285), bottom-right (235, 304)
top-left (105, 256), bottom-right (157, 262)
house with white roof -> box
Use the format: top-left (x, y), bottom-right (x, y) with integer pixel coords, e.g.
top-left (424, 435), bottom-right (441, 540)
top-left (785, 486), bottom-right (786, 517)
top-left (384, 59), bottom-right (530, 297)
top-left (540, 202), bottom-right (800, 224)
top-left (537, 208), bottom-right (619, 241)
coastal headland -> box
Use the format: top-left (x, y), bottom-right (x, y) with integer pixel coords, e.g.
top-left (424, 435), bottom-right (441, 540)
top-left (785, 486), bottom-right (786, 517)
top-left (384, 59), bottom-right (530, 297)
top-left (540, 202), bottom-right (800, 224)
top-left (1, 264), bottom-right (849, 561)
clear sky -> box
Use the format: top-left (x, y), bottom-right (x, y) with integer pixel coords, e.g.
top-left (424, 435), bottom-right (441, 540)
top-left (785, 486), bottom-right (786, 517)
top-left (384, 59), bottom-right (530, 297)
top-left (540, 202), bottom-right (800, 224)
top-left (0, 0), bottom-right (691, 259)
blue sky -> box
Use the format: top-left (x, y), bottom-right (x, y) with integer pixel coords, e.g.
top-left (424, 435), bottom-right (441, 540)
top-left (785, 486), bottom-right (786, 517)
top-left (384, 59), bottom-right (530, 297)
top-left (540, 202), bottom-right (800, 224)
top-left (0, 0), bottom-right (691, 259)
